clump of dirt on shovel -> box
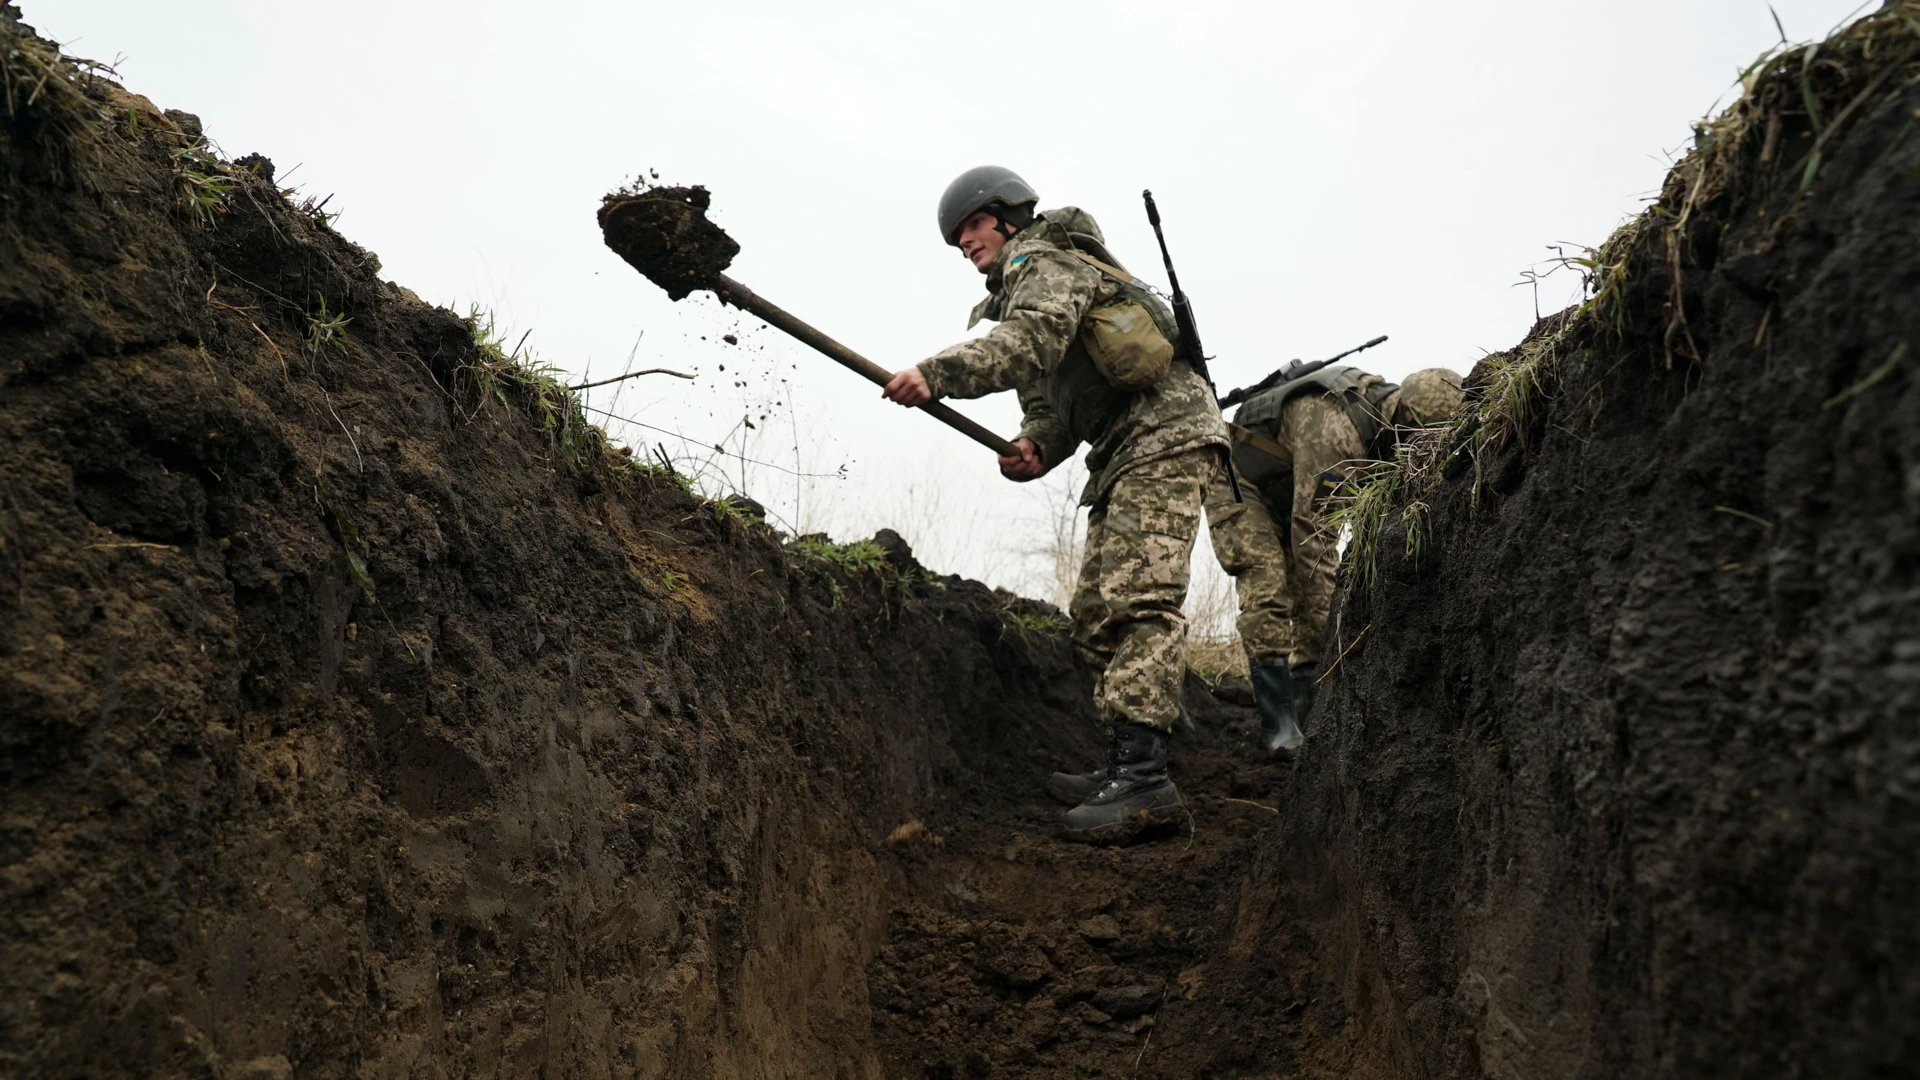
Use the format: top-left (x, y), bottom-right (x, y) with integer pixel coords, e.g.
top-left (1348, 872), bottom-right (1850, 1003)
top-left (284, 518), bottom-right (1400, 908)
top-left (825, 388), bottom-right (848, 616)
top-left (598, 184), bottom-right (740, 300)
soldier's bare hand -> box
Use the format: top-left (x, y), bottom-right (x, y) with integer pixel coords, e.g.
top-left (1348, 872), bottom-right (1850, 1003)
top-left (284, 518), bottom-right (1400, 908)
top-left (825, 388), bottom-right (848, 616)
top-left (999, 438), bottom-right (1043, 481)
top-left (881, 367), bottom-right (932, 407)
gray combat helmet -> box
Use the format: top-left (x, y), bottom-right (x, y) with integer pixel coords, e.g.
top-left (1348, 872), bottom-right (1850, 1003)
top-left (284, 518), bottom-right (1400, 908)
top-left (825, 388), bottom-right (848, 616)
top-left (938, 165), bottom-right (1038, 245)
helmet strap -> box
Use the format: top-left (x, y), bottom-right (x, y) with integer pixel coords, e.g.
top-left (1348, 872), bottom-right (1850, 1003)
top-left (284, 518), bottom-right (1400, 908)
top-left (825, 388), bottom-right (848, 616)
top-left (985, 200), bottom-right (1035, 240)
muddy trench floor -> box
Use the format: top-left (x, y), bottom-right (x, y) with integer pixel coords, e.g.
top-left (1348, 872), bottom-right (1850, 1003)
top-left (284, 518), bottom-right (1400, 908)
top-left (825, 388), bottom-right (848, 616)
top-left (864, 676), bottom-right (1335, 1080)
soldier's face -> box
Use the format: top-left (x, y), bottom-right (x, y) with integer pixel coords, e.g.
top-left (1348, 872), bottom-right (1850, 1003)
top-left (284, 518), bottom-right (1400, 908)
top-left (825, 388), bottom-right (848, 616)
top-left (955, 211), bottom-right (1007, 273)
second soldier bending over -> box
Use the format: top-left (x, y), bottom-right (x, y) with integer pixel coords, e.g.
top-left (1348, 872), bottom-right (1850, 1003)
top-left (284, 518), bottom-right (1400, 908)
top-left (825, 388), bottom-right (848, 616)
top-left (1210, 358), bottom-right (1465, 757)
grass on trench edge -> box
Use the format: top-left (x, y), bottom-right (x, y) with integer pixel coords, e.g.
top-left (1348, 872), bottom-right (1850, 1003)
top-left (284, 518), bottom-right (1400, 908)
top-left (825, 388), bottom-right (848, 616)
top-left (0, 21), bottom-right (121, 179)
top-left (1328, 3), bottom-right (1920, 597)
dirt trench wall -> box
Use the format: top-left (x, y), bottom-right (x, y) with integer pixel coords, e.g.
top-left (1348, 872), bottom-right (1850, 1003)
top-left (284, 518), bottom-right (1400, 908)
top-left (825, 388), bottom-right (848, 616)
top-left (0, 10), bottom-right (1100, 1077)
top-left (1229, 16), bottom-right (1920, 1079)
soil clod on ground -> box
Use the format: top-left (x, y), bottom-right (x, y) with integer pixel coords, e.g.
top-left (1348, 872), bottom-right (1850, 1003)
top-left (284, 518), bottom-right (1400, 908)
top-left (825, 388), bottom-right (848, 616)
top-left (598, 183), bottom-right (739, 299)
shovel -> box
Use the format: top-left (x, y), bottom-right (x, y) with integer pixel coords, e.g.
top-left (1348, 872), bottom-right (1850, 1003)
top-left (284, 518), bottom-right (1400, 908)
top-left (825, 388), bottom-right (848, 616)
top-left (599, 186), bottom-right (1018, 457)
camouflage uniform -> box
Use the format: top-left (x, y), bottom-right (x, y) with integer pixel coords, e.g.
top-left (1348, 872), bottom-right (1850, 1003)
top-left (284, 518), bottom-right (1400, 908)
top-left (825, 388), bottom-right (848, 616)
top-left (1201, 479), bottom-right (1291, 666)
top-left (1071, 447), bottom-right (1219, 730)
top-left (1205, 393), bottom-right (1367, 670)
top-left (919, 209), bottom-right (1228, 733)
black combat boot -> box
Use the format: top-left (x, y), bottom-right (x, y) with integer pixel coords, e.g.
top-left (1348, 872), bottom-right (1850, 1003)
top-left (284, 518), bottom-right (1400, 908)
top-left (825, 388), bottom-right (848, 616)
top-left (1044, 766), bottom-right (1107, 807)
top-left (1061, 721), bottom-right (1182, 842)
top-left (1251, 662), bottom-right (1305, 759)
top-left (1047, 703), bottom-right (1192, 805)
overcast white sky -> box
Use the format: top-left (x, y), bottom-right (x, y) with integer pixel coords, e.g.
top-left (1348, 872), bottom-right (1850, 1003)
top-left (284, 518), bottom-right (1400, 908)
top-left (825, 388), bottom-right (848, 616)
top-left (38, 0), bottom-right (1870, 607)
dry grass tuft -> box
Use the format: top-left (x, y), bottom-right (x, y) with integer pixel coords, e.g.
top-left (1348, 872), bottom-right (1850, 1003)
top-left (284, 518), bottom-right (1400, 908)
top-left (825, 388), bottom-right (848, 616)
top-left (0, 18), bottom-right (140, 187)
top-left (1186, 636), bottom-right (1249, 683)
top-left (0, 20), bottom-right (109, 140)
top-left (453, 309), bottom-right (779, 544)
top-left (1650, 0), bottom-right (1920, 366)
top-left (885, 820), bottom-right (942, 850)
top-left (456, 308), bottom-right (615, 477)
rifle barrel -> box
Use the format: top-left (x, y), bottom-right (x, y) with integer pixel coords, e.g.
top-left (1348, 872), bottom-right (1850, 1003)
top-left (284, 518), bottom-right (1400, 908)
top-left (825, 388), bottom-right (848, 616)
top-left (1142, 189), bottom-right (1206, 364)
top-left (1142, 190), bottom-right (1184, 297)
top-left (1217, 334), bottom-right (1390, 409)
top-left (1328, 334), bottom-right (1389, 364)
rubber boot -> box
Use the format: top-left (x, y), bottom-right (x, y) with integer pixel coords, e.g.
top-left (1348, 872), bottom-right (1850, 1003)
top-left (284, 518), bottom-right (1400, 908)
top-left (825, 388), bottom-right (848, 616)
top-left (1061, 721), bottom-right (1182, 842)
top-left (1044, 766), bottom-right (1106, 807)
top-left (1251, 662), bottom-right (1304, 759)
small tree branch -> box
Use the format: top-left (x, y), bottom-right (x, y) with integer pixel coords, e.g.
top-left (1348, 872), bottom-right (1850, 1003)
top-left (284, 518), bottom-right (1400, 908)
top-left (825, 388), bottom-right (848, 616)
top-left (571, 368), bottom-right (695, 391)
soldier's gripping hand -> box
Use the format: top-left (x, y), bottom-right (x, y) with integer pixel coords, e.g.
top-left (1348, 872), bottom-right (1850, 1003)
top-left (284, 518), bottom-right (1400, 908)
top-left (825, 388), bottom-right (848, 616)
top-left (881, 366), bottom-right (932, 407)
top-left (999, 437), bottom-right (1043, 481)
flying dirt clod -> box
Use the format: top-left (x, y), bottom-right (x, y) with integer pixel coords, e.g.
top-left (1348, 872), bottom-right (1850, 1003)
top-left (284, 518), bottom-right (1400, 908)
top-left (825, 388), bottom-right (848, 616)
top-left (598, 185), bottom-right (740, 301)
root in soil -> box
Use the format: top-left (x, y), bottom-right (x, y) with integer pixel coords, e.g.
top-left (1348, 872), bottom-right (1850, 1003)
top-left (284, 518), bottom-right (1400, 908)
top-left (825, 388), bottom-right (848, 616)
top-left (598, 183), bottom-right (739, 300)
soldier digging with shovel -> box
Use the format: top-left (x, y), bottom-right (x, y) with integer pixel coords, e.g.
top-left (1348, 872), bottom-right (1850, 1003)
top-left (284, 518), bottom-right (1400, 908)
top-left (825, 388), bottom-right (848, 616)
top-left (881, 167), bottom-right (1230, 843)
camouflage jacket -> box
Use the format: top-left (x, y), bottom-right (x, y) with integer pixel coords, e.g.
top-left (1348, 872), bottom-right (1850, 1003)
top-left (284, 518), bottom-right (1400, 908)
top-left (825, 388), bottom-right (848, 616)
top-left (917, 208), bottom-right (1227, 506)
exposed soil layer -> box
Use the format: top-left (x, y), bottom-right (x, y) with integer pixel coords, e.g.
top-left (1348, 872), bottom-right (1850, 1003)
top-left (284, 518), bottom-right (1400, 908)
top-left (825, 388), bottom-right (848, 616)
top-left (1220, 11), bottom-right (1920, 1078)
top-left (863, 678), bottom-right (1333, 1079)
top-left (598, 185), bottom-right (739, 300)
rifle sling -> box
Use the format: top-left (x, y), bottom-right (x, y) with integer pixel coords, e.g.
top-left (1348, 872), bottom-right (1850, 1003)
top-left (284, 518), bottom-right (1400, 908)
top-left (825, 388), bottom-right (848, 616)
top-left (1227, 422), bottom-right (1292, 466)
top-left (1067, 250), bottom-right (1149, 290)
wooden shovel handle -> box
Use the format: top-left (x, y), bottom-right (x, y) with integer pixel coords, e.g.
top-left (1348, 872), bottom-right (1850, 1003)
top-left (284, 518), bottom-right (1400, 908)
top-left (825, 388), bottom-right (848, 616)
top-left (714, 274), bottom-right (1020, 458)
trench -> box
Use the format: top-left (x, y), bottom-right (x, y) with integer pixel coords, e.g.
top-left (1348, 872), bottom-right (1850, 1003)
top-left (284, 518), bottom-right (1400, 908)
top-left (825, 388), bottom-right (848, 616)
top-left (4, 4), bottom-right (1918, 1079)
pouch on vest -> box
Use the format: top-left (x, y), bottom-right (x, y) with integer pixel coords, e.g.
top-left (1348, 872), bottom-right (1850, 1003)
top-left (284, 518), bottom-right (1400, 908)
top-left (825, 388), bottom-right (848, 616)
top-left (1080, 299), bottom-right (1175, 391)
top-left (1067, 250), bottom-right (1179, 392)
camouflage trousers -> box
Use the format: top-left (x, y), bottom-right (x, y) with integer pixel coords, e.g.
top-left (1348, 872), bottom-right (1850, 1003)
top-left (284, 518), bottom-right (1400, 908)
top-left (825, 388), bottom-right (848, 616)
top-left (1205, 394), bottom-right (1367, 670)
top-left (1070, 446), bottom-right (1220, 733)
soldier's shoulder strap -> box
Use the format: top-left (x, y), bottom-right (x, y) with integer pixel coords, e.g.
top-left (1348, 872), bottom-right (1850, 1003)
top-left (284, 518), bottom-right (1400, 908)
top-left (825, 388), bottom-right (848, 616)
top-left (1066, 249), bottom-right (1148, 289)
top-left (1227, 421), bottom-right (1292, 465)
top-left (1063, 250), bottom-right (1182, 347)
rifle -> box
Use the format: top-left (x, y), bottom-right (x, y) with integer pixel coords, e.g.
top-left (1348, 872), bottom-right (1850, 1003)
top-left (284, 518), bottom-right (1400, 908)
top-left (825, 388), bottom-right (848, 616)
top-left (1142, 190), bottom-right (1212, 388)
top-left (1144, 190), bottom-right (1244, 500)
top-left (1217, 334), bottom-right (1389, 410)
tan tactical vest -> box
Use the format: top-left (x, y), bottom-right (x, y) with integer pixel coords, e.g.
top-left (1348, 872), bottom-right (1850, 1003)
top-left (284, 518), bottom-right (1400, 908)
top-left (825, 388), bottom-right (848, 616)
top-left (1023, 211), bottom-right (1189, 450)
top-left (1228, 364), bottom-right (1399, 497)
